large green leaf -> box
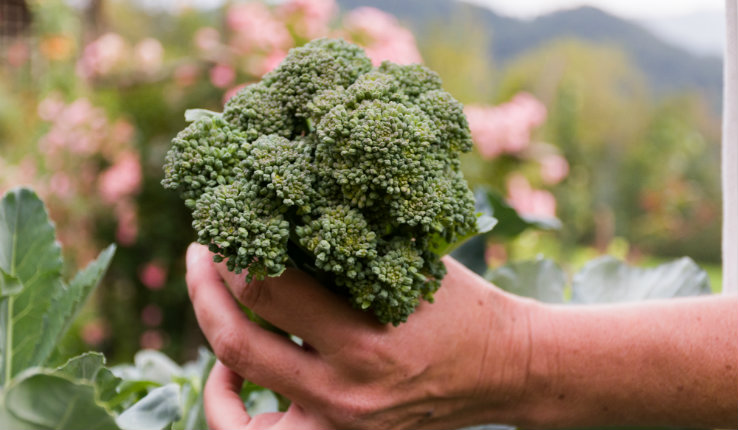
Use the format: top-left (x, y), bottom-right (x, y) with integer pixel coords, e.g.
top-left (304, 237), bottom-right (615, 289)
top-left (571, 256), bottom-right (711, 304)
top-left (37, 245), bottom-right (116, 367)
top-left (172, 348), bottom-right (215, 430)
top-left (116, 384), bottom-right (181, 430)
top-left (3, 370), bottom-right (120, 430)
top-left (54, 352), bottom-right (122, 405)
top-left (0, 188), bottom-right (64, 384)
top-left (486, 259), bottom-right (566, 303)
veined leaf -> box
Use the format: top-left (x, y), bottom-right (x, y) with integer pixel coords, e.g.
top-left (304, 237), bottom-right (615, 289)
top-left (3, 370), bottom-right (120, 430)
top-left (486, 258), bottom-right (566, 303)
top-left (0, 188), bottom-right (64, 385)
top-left (571, 256), bottom-right (711, 304)
top-left (37, 245), bottom-right (116, 367)
top-left (116, 384), bottom-right (181, 430)
top-left (54, 352), bottom-right (122, 405)
top-left (475, 187), bottom-right (560, 239)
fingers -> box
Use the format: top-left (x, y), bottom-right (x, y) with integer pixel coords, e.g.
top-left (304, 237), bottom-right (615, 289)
top-left (204, 361), bottom-right (251, 430)
top-left (205, 362), bottom-right (331, 430)
top-left (186, 244), bottom-right (325, 400)
top-left (214, 256), bottom-right (382, 354)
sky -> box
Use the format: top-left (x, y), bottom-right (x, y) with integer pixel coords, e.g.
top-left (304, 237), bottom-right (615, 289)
top-left (462, 0), bottom-right (724, 20)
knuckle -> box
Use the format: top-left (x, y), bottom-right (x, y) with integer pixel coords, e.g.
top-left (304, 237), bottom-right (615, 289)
top-left (212, 328), bottom-right (248, 369)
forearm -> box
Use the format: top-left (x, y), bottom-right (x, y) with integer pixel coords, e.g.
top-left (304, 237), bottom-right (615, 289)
top-left (518, 294), bottom-right (738, 428)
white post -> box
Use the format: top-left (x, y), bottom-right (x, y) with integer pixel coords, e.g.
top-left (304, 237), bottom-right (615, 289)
top-left (723, 0), bottom-right (738, 294)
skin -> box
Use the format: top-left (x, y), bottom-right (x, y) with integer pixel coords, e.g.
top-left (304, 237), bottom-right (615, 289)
top-left (185, 243), bottom-right (738, 430)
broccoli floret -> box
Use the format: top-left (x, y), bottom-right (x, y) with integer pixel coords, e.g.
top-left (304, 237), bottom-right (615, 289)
top-left (163, 38), bottom-right (491, 325)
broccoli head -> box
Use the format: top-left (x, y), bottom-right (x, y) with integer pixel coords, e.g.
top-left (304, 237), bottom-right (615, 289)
top-left (163, 38), bottom-right (492, 325)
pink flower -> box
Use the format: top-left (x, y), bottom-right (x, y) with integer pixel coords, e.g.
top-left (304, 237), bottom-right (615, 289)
top-left (134, 38), bottom-right (164, 73)
top-left (98, 152), bottom-right (142, 204)
top-left (194, 27), bottom-right (221, 52)
top-left (7, 40), bottom-right (29, 67)
top-left (139, 261), bottom-right (168, 290)
top-left (174, 63), bottom-right (200, 87)
top-left (77, 32), bottom-right (128, 79)
top-left (140, 329), bottom-right (165, 350)
top-left (227, 2), bottom-right (292, 54)
top-left (37, 94), bottom-right (65, 121)
top-left (506, 174), bottom-right (556, 219)
top-left (115, 202), bottom-right (138, 246)
top-left (210, 64), bottom-right (236, 88)
top-left (81, 319), bottom-right (108, 345)
top-left (141, 304), bottom-right (164, 326)
top-left (540, 154), bottom-right (569, 185)
top-left (343, 7), bottom-right (422, 65)
top-left (279, 0), bottom-right (336, 39)
top-left (465, 92), bottom-right (547, 159)
top-left (49, 172), bottom-right (73, 199)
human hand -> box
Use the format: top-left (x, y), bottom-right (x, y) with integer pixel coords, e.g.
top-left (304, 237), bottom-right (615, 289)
top-left (185, 243), bottom-right (535, 430)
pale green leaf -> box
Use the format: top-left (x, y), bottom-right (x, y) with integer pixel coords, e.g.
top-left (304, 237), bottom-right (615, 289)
top-left (0, 188), bottom-right (64, 384)
top-left (0, 269), bottom-right (22, 297)
top-left (571, 256), bottom-right (711, 304)
top-left (37, 245), bottom-right (116, 366)
top-left (116, 384), bottom-right (181, 430)
top-left (486, 259), bottom-right (566, 303)
top-left (4, 370), bottom-right (120, 430)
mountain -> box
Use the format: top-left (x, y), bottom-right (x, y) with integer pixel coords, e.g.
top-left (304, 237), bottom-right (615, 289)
top-left (336, 0), bottom-right (722, 106)
top-left (640, 11), bottom-right (725, 57)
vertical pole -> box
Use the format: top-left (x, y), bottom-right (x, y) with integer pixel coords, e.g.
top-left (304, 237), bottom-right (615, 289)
top-left (723, 0), bottom-right (738, 294)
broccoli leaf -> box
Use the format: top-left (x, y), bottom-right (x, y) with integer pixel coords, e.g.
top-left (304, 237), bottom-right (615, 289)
top-left (571, 256), bottom-right (711, 303)
top-left (0, 188), bottom-right (64, 384)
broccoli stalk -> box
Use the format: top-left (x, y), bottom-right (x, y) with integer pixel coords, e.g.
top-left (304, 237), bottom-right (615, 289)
top-left (163, 38), bottom-right (493, 325)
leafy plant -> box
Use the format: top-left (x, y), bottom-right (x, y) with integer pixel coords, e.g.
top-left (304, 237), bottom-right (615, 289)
top-left (486, 255), bottom-right (711, 304)
top-left (0, 187), bottom-right (213, 429)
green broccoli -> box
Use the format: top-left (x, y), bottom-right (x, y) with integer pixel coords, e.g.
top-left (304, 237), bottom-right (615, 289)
top-left (163, 38), bottom-right (493, 325)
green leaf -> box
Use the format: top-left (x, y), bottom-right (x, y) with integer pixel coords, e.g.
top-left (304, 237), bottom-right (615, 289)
top-left (486, 259), bottom-right (566, 303)
top-left (116, 384), bottom-right (181, 430)
top-left (430, 213), bottom-right (497, 256)
top-left (54, 352), bottom-right (122, 405)
top-left (0, 188), bottom-right (64, 385)
top-left (172, 348), bottom-right (215, 430)
top-left (571, 256), bottom-right (711, 304)
top-left (475, 187), bottom-right (560, 239)
top-left (38, 245), bottom-right (116, 367)
top-left (3, 370), bottom-right (120, 430)
top-left (0, 269), bottom-right (22, 297)
top-left (184, 109), bottom-right (220, 122)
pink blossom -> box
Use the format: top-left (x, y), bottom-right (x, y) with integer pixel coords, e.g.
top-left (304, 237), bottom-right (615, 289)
top-left (194, 27), bottom-right (221, 52)
top-left (98, 152), bottom-right (142, 204)
top-left (37, 94), bottom-right (65, 121)
top-left (77, 32), bottom-right (128, 79)
top-left (81, 319), bottom-right (108, 345)
top-left (279, 0), bottom-right (336, 39)
top-left (227, 2), bottom-right (292, 54)
top-left (134, 38), bottom-right (164, 73)
top-left (174, 63), bottom-right (200, 87)
top-left (506, 174), bottom-right (556, 219)
top-left (139, 261), bottom-right (168, 290)
top-left (465, 92), bottom-right (547, 159)
top-left (49, 172), bottom-right (73, 199)
top-left (540, 154), bottom-right (569, 185)
top-left (210, 64), bottom-right (236, 88)
top-left (115, 202), bottom-right (138, 246)
top-left (7, 40), bottom-right (29, 67)
top-left (343, 7), bottom-right (422, 65)
top-left (141, 304), bottom-right (164, 326)
top-left (140, 329), bottom-right (165, 350)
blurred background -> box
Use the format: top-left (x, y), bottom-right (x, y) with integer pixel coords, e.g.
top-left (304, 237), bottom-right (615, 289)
top-left (0, 0), bottom-right (725, 364)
